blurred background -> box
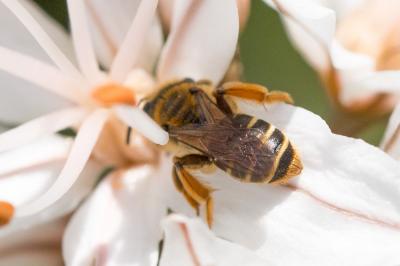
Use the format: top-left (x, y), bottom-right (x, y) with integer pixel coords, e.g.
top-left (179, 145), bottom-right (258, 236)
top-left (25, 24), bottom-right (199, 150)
top-left (33, 0), bottom-right (387, 145)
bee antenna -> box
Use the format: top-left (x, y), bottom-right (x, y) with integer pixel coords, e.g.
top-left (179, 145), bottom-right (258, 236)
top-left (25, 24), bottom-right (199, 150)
top-left (126, 126), bottom-right (132, 145)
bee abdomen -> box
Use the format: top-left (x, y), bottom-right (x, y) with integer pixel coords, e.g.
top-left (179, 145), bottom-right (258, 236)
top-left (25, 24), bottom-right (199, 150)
top-left (227, 114), bottom-right (302, 183)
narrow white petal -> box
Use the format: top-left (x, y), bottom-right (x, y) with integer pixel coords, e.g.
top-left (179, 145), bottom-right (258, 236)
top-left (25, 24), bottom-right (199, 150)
top-left (63, 163), bottom-right (170, 266)
top-left (85, 0), bottom-right (141, 68)
top-left (0, 136), bottom-right (102, 231)
top-left (113, 105), bottom-right (169, 145)
top-left (0, 46), bottom-right (84, 103)
top-left (265, 0), bottom-right (336, 72)
top-left (110, 0), bottom-right (159, 82)
top-left (160, 215), bottom-right (271, 266)
top-left (19, 0), bottom-right (77, 64)
top-left (0, 107), bottom-right (87, 153)
top-left (157, 0), bottom-right (239, 85)
top-left (14, 109), bottom-right (109, 217)
top-left (381, 104), bottom-right (400, 159)
top-left (66, 0), bottom-right (101, 83)
top-left (0, 0), bottom-right (82, 80)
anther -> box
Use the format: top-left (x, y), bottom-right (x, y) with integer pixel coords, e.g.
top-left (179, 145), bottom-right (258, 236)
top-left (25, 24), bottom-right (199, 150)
top-left (92, 84), bottom-right (136, 107)
top-left (0, 201), bottom-right (15, 226)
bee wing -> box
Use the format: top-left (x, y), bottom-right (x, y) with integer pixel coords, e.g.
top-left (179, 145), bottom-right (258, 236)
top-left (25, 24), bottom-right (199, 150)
top-left (169, 121), bottom-right (276, 181)
top-left (192, 89), bottom-right (226, 124)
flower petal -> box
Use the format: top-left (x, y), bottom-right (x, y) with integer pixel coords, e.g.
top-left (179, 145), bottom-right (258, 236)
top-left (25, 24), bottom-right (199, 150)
top-left (66, 0), bottom-right (102, 83)
top-left (0, 46), bottom-right (84, 103)
top-left (356, 71), bottom-right (400, 94)
top-left (183, 102), bottom-right (400, 265)
top-left (160, 215), bottom-right (271, 266)
top-left (0, 217), bottom-right (65, 253)
top-left (0, 4), bottom-right (82, 124)
top-left (0, 0), bottom-right (82, 80)
top-left (14, 109), bottom-right (109, 218)
top-left (113, 105), bottom-right (169, 145)
top-left (317, 0), bottom-right (366, 20)
top-left (109, 0), bottom-right (159, 82)
top-left (381, 104), bottom-right (400, 159)
top-left (157, 0), bottom-right (239, 85)
top-left (19, 0), bottom-right (77, 64)
top-left (265, 0), bottom-right (336, 72)
top-left (0, 248), bottom-right (63, 266)
top-left (63, 161), bottom-right (171, 266)
top-left (0, 135), bottom-right (102, 230)
top-left (0, 107), bottom-right (87, 153)
top-left (85, 0), bottom-right (163, 73)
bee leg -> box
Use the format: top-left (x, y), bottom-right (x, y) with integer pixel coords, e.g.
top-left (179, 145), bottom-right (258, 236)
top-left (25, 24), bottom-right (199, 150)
top-left (172, 167), bottom-right (200, 215)
top-left (215, 81), bottom-right (294, 105)
top-left (173, 155), bottom-right (215, 227)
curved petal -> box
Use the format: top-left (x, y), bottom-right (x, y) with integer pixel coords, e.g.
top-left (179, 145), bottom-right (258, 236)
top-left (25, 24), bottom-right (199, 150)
top-left (0, 2), bottom-right (80, 123)
top-left (0, 135), bottom-right (103, 231)
top-left (157, 0), bottom-right (239, 85)
top-left (113, 105), bottom-right (169, 145)
top-left (381, 104), bottom-right (400, 159)
top-left (19, 0), bottom-right (76, 64)
top-left (66, 0), bottom-right (102, 83)
top-left (0, 107), bottom-right (87, 153)
top-left (176, 102), bottom-right (400, 265)
top-left (84, 0), bottom-right (141, 68)
top-left (85, 0), bottom-right (163, 73)
top-left (63, 161), bottom-right (172, 266)
top-left (0, 0), bottom-right (82, 80)
top-left (330, 41), bottom-right (376, 103)
top-left (14, 109), bottom-right (109, 218)
top-left (160, 215), bottom-right (271, 266)
top-left (109, 0), bottom-right (159, 82)
top-left (309, 0), bottom-right (366, 21)
top-left (356, 71), bottom-right (400, 94)
top-left (265, 0), bottom-right (336, 72)
top-left (0, 46), bottom-right (84, 102)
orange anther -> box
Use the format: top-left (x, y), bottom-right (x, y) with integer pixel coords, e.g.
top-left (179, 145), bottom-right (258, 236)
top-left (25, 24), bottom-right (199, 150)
top-left (0, 201), bottom-right (14, 226)
top-left (92, 84), bottom-right (136, 107)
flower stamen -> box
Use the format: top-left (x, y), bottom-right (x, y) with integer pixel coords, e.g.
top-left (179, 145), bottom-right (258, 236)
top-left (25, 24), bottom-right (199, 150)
top-left (0, 201), bottom-right (14, 226)
top-left (92, 84), bottom-right (136, 107)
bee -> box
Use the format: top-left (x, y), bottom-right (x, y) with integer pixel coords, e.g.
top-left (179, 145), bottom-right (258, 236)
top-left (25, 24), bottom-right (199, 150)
top-left (140, 78), bottom-right (303, 226)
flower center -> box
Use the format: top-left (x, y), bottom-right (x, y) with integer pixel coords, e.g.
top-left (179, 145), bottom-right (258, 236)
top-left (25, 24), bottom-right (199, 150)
top-left (91, 83), bottom-right (136, 107)
top-left (0, 201), bottom-right (14, 226)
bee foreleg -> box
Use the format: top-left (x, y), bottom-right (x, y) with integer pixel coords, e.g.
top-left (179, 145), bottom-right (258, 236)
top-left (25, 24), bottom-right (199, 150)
top-left (215, 81), bottom-right (294, 105)
top-left (173, 155), bottom-right (215, 227)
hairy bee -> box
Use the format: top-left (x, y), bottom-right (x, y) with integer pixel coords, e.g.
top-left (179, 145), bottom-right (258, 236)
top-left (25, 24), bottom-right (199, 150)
top-left (141, 78), bottom-right (302, 226)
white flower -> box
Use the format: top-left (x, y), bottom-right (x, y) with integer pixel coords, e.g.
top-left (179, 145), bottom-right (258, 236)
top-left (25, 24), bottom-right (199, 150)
top-left (2, 1), bottom-right (400, 266)
top-left (263, 0), bottom-right (400, 114)
top-left (0, 0), bottom-right (168, 225)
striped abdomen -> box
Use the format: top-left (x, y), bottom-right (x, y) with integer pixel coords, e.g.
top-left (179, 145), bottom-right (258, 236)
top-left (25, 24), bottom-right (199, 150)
top-left (213, 114), bottom-right (302, 184)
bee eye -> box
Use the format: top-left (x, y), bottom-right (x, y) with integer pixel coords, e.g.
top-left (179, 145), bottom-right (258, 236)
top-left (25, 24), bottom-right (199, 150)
top-left (189, 87), bottom-right (200, 94)
top-left (162, 124), bottom-right (170, 131)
